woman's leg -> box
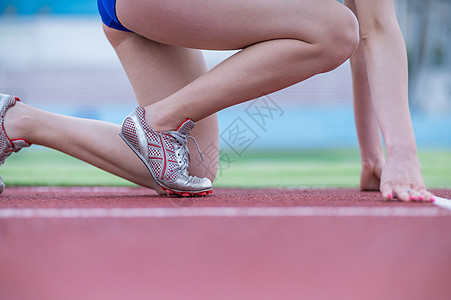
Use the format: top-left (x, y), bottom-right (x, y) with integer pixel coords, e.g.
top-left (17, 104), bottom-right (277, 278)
top-left (4, 101), bottom-right (162, 191)
top-left (102, 25), bottom-right (218, 180)
top-left (2, 25), bottom-right (218, 192)
top-left (115, 0), bottom-right (360, 131)
top-left (345, 0), bottom-right (433, 201)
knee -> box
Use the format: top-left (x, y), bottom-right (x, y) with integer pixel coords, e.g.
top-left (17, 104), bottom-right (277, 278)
top-left (317, 8), bottom-right (360, 73)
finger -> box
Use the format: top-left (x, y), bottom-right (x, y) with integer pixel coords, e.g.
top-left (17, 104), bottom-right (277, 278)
top-left (413, 187), bottom-right (433, 202)
top-left (409, 190), bottom-right (422, 201)
top-left (422, 191), bottom-right (435, 202)
top-left (380, 183), bottom-right (393, 201)
top-left (415, 189), bottom-right (428, 202)
top-left (394, 187), bottom-right (410, 202)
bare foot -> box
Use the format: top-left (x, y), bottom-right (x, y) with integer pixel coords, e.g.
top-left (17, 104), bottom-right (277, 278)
top-left (379, 153), bottom-right (434, 202)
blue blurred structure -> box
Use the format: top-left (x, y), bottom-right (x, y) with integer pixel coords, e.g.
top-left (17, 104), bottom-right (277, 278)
top-left (0, 0), bottom-right (97, 15)
top-left (0, 0), bottom-right (450, 151)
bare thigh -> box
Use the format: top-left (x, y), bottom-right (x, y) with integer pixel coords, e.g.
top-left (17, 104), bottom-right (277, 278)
top-left (116, 0), bottom-right (351, 50)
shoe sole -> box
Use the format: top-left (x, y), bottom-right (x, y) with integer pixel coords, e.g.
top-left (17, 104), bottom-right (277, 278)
top-left (119, 133), bottom-right (213, 197)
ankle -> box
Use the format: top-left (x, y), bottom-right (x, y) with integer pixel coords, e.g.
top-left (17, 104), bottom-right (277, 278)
top-left (145, 105), bottom-right (183, 132)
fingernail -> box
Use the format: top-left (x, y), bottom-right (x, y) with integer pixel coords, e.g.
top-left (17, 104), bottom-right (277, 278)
top-left (387, 193), bottom-right (393, 199)
top-left (419, 196), bottom-right (424, 201)
top-left (430, 197), bottom-right (435, 203)
top-left (409, 195), bottom-right (415, 201)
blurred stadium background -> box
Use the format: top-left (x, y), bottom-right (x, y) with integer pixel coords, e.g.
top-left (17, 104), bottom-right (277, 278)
top-left (0, 0), bottom-right (450, 152)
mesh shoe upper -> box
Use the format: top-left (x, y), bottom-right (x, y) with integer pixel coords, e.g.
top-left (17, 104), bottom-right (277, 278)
top-left (120, 106), bottom-right (212, 195)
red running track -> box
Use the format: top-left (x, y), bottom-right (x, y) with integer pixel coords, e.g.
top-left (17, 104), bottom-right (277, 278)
top-left (1, 187), bottom-right (450, 300)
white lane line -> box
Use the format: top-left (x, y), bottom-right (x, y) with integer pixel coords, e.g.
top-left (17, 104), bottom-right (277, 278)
top-left (434, 196), bottom-right (451, 211)
top-left (10, 186), bottom-right (149, 193)
top-left (0, 206), bottom-right (449, 219)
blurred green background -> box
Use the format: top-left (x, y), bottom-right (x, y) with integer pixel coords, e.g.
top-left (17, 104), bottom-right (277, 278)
top-left (2, 149), bottom-right (450, 188)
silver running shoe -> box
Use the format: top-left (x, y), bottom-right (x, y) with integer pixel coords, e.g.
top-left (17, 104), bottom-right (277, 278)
top-left (120, 106), bottom-right (213, 197)
top-left (0, 94), bottom-right (32, 194)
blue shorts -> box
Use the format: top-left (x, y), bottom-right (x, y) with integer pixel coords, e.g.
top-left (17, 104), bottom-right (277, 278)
top-left (97, 0), bottom-right (132, 32)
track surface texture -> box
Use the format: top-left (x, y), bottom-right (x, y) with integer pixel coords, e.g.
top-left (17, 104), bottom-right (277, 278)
top-left (1, 187), bottom-right (451, 300)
